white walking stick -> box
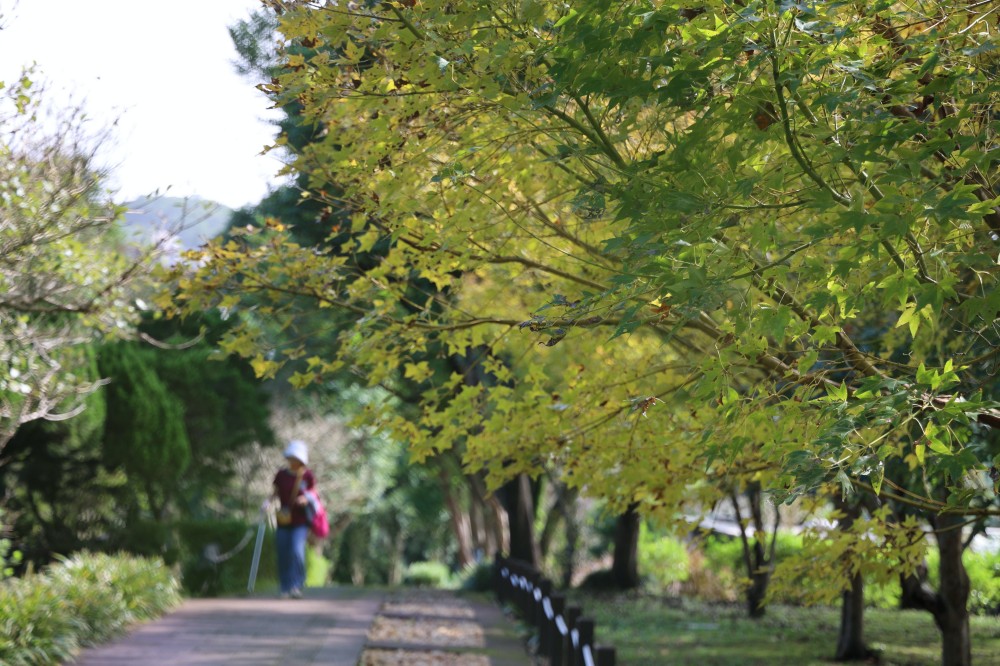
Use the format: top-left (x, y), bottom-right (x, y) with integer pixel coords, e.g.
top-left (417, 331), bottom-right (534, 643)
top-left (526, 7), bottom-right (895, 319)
top-left (247, 509), bottom-right (267, 593)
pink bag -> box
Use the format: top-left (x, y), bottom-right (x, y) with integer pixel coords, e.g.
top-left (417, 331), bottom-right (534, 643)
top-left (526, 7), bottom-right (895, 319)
top-left (305, 489), bottom-right (330, 539)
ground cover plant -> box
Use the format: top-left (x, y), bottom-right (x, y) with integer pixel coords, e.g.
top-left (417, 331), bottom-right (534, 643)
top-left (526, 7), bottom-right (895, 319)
top-left (0, 552), bottom-right (180, 665)
top-left (580, 594), bottom-right (1000, 666)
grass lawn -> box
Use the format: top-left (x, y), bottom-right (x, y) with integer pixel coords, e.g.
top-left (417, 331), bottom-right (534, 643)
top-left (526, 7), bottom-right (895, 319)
top-left (575, 595), bottom-right (1000, 665)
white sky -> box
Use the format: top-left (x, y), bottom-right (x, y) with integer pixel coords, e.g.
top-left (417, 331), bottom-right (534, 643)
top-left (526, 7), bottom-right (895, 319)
top-left (0, 0), bottom-right (284, 209)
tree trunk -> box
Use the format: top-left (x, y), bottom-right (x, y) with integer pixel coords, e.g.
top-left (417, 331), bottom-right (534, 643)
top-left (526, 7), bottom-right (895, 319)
top-left (439, 468), bottom-right (475, 568)
top-left (556, 483), bottom-right (581, 589)
top-left (539, 477), bottom-right (576, 561)
top-left (468, 482), bottom-right (485, 560)
top-left (895, 514), bottom-right (972, 666)
top-left (899, 562), bottom-right (931, 609)
top-left (487, 492), bottom-right (509, 557)
top-left (731, 484), bottom-right (776, 618)
top-left (835, 572), bottom-right (869, 661)
top-left (386, 518), bottom-right (406, 585)
top-left (937, 514), bottom-right (971, 666)
top-left (832, 490), bottom-right (871, 660)
top-left (500, 473), bottom-right (539, 567)
top-left (538, 502), bottom-right (563, 562)
top-left (470, 473), bottom-right (509, 557)
top-left (561, 503), bottom-right (580, 589)
top-left (612, 503), bottom-right (641, 589)
top-left (345, 522), bottom-right (368, 586)
top-left (745, 549), bottom-right (769, 619)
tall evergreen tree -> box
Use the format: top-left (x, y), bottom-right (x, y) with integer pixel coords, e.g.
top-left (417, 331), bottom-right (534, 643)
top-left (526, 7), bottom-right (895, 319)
top-left (99, 343), bottom-right (190, 521)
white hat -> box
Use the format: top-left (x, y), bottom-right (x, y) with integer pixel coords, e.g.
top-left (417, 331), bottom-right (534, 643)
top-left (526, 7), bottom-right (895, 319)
top-left (283, 440), bottom-right (309, 465)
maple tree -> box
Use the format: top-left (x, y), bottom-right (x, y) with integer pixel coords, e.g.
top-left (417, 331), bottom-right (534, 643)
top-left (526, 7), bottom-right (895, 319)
top-left (172, 2), bottom-right (1000, 662)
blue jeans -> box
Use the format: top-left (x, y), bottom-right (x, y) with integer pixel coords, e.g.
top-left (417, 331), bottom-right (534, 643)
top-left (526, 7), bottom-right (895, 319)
top-left (276, 525), bottom-right (308, 593)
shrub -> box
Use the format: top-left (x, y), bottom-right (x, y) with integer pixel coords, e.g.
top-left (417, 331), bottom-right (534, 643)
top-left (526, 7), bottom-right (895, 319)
top-left (865, 578), bottom-right (902, 609)
top-left (46, 552), bottom-right (180, 643)
top-left (403, 561), bottom-right (453, 588)
top-left (306, 546), bottom-right (331, 587)
top-left (105, 552), bottom-right (181, 618)
top-left (0, 508), bottom-right (22, 579)
top-left (682, 547), bottom-right (740, 602)
top-left (693, 532), bottom-right (804, 603)
top-left (0, 575), bottom-right (82, 665)
top-left (639, 526), bottom-right (690, 593)
top-left (47, 554), bottom-right (132, 644)
top-left (577, 568), bottom-right (620, 591)
top-left (965, 550), bottom-right (1000, 614)
top-left (702, 532), bottom-right (803, 572)
top-left (923, 548), bottom-right (1000, 615)
top-left (459, 561), bottom-right (495, 592)
top-left (177, 519), bottom-right (276, 597)
top-left (0, 552), bottom-right (179, 665)
top-left (111, 520), bottom-right (180, 565)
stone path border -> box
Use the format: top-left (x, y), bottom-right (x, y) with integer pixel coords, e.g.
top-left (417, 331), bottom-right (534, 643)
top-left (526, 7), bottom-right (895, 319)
top-left (361, 591), bottom-right (531, 666)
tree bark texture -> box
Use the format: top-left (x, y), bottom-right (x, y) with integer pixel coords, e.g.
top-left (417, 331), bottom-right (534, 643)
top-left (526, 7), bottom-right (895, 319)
top-left (500, 473), bottom-right (540, 567)
top-left (612, 503), bottom-right (641, 589)
top-left (561, 505), bottom-right (580, 589)
top-left (470, 472), bottom-right (509, 557)
top-left (937, 515), bottom-right (971, 666)
top-left (834, 572), bottom-right (869, 661)
top-left (468, 483), bottom-right (486, 558)
top-left (894, 514), bottom-right (971, 666)
top-left (386, 519), bottom-right (405, 585)
top-left (731, 483), bottom-right (776, 618)
top-left (439, 468), bottom-right (475, 568)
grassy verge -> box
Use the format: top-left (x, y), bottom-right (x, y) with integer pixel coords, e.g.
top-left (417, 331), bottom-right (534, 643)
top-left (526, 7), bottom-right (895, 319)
top-left (577, 595), bottom-right (1000, 665)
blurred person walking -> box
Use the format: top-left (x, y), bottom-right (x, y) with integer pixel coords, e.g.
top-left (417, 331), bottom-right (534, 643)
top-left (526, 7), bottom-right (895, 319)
top-left (270, 440), bottom-right (315, 599)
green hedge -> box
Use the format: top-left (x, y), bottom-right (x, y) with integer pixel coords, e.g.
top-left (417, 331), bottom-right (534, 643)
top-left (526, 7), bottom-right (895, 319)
top-left (177, 519), bottom-right (277, 597)
top-left (639, 525), bottom-right (690, 592)
top-left (460, 561), bottom-right (495, 592)
top-left (696, 533), bottom-right (1000, 613)
top-left (109, 518), bottom-right (278, 597)
top-left (0, 552), bottom-right (180, 665)
top-left (403, 561), bottom-right (453, 587)
top-left (701, 532), bottom-right (804, 574)
top-left (110, 519), bottom-right (180, 564)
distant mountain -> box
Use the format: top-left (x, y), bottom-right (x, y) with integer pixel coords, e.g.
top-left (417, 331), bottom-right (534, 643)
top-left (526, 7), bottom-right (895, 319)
top-left (121, 196), bottom-right (233, 253)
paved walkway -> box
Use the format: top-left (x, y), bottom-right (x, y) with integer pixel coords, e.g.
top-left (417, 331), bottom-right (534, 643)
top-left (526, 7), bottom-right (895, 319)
top-left (71, 587), bottom-right (531, 666)
top-left (72, 588), bottom-right (383, 666)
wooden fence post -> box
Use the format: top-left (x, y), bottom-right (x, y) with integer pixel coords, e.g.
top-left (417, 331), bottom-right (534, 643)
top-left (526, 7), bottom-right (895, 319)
top-left (536, 578), bottom-right (550, 656)
top-left (575, 617), bottom-right (594, 666)
top-left (494, 553), bottom-right (505, 604)
top-left (491, 556), bottom-right (616, 666)
top-left (527, 571), bottom-right (541, 624)
top-left (596, 646), bottom-right (616, 666)
top-left (549, 592), bottom-right (566, 666)
top-left (564, 605), bottom-right (582, 666)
